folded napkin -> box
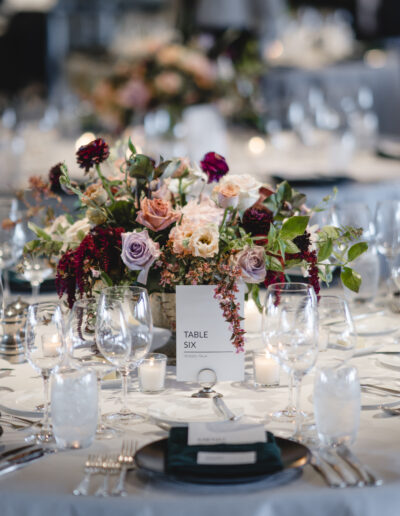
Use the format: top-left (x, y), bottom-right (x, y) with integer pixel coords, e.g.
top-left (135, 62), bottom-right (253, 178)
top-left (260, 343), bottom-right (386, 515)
top-left (166, 427), bottom-right (283, 478)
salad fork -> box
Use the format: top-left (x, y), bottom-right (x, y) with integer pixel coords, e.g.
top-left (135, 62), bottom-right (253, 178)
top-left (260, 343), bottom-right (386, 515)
top-left (73, 454), bottom-right (102, 496)
top-left (112, 440), bottom-right (136, 496)
top-left (95, 455), bottom-right (120, 497)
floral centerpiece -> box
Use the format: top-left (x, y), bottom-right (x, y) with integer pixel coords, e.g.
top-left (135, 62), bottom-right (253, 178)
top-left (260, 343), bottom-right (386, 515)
top-left (24, 138), bottom-right (366, 352)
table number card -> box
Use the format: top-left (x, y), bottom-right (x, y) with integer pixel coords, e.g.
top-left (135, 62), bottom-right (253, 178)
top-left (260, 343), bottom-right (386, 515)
top-left (176, 285), bottom-right (245, 382)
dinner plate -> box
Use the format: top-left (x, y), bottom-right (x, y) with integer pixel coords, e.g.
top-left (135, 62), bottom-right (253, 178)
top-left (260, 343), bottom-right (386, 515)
top-left (134, 437), bottom-right (309, 485)
top-left (353, 314), bottom-right (399, 337)
top-left (0, 390), bottom-right (43, 418)
top-left (377, 354), bottom-right (400, 372)
top-left (147, 398), bottom-right (244, 426)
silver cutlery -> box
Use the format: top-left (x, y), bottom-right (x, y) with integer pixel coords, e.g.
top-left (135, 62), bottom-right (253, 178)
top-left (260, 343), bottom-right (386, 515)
top-left (310, 452), bottom-right (345, 488)
top-left (213, 395), bottom-right (241, 421)
top-left (381, 406), bottom-right (400, 416)
top-left (112, 440), bottom-right (136, 496)
top-left (0, 413), bottom-right (39, 426)
top-left (361, 384), bottom-right (400, 396)
top-left (320, 448), bottom-right (363, 487)
top-left (73, 454), bottom-right (102, 496)
top-left (0, 447), bottom-right (45, 477)
top-left (336, 445), bottom-right (383, 487)
top-left (95, 455), bottom-right (120, 497)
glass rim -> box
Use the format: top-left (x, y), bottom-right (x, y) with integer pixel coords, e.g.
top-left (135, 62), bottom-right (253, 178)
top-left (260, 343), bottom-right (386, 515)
top-left (27, 301), bottom-right (62, 311)
top-left (141, 353), bottom-right (167, 361)
top-left (265, 282), bottom-right (314, 292)
top-left (101, 285), bottom-right (148, 295)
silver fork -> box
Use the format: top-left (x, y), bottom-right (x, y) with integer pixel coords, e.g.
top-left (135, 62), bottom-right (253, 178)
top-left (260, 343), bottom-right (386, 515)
top-left (95, 455), bottom-right (120, 497)
top-left (73, 454), bottom-right (102, 496)
top-left (336, 445), bottom-right (383, 487)
top-left (112, 440), bottom-right (136, 496)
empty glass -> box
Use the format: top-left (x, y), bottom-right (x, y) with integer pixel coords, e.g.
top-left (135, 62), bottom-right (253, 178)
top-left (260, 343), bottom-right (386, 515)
top-left (375, 200), bottom-right (400, 272)
top-left (24, 302), bottom-right (65, 443)
top-left (318, 295), bottom-right (356, 367)
top-left (20, 254), bottom-right (53, 300)
top-left (99, 286), bottom-right (152, 421)
top-left (314, 366), bottom-right (361, 447)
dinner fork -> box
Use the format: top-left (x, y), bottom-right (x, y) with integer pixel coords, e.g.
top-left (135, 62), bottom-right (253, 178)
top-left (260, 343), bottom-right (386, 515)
top-left (73, 454), bottom-right (102, 496)
top-left (95, 455), bottom-right (120, 497)
top-left (112, 440), bottom-right (136, 496)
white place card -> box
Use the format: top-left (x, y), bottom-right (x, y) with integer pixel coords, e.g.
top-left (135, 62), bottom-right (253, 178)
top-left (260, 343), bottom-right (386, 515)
top-left (176, 285), bottom-right (245, 382)
top-left (188, 422), bottom-right (267, 446)
top-left (197, 451), bottom-right (257, 466)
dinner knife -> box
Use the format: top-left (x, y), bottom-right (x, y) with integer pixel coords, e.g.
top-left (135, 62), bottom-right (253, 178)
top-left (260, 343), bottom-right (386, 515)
top-left (213, 395), bottom-right (241, 421)
top-left (0, 447), bottom-right (45, 477)
top-left (361, 383), bottom-right (400, 396)
top-left (0, 444), bottom-right (36, 464)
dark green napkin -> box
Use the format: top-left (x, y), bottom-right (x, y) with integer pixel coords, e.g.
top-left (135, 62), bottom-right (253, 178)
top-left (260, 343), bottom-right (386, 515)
top-left (166, 427), bottom-right (283, 478)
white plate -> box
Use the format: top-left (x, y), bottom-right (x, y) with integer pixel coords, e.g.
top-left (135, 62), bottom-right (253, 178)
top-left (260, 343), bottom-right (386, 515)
top-left (0, 389), bottom-right (43, 417)
top-left (377, 354), bottom-right (400, 371)
top-left (353, 314), bottom-right (399, 337)
top-left (147, 398), bottom-right (244, 426)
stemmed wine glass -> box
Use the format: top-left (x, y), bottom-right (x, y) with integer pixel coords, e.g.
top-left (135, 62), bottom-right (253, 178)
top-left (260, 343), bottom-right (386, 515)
top-left (96, 294), bottom-right (132, 421)
top-left (97, 286), bottom-right (152, 422)
top-left (375, 200), bottom-right (400, 275)
top-left (24, 302), bottom-right (65, 443)
top-left (68, 297), bottom-right (117, 439)
top-left (262, 283), bottom-right (317, 426)
top-left (20, 254), bottom-right (53, 301)
top-left (0, 207), bottom-right (18, 311)
top-left (317, 295), bottom-right (356, 368)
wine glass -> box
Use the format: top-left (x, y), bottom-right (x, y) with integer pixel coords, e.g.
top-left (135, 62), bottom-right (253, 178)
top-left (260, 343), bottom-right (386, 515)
top-left (317, 295), bottom-right (356, 368)
top-left (68, 297), bottom-right (116, 439)
top-left (20, 254), bottom-right (53, 300)
top-left (262, 283), bottom-right (317, 427)
top-left (95, 294), bottom-right (132, 421)
top-left (24, 302), bottom-right (65, 443)
top-left (98, 286), bottom-right (152, 422)
top-left (0, 206), bottom-right (18, 311)
top-left (375, 200), bottom-right (400, 274)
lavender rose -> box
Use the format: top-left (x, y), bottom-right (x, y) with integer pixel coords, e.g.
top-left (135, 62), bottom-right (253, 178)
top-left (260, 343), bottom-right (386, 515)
top-left (121, 230), bottom-right (160, 284)
top-left (235, 245), bottom-right (266, 284)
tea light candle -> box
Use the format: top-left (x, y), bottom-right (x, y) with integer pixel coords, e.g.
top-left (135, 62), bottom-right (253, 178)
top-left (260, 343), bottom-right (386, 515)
top-left (253, 350), bottom-right (280, 387)
top-left (245, 299), bottom-right (262, 334)
top-left (42, 334), bottom-right (61, 358)
top-left (138, 353), bottom-right (167, 393)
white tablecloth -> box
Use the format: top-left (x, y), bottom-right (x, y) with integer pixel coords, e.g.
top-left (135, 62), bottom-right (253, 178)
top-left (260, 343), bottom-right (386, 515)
top-left (0, 309), bottom-right (400, 516)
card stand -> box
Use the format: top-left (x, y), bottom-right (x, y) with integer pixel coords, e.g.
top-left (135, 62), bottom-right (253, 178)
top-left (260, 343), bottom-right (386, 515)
top-left (191, 368), bottom-right (222, 398)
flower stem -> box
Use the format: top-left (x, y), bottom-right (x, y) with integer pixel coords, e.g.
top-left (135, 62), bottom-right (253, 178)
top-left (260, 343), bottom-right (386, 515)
top-left (95, 164), bottom-right (115, 203)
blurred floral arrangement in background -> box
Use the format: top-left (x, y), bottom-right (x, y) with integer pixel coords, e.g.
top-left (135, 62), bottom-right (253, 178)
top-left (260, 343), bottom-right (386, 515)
top-left (23, 137), bottom-right (366, 351)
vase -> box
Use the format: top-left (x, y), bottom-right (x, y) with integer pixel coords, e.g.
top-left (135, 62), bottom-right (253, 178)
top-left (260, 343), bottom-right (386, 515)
top-left (149, 292), bottom-right (177, 365)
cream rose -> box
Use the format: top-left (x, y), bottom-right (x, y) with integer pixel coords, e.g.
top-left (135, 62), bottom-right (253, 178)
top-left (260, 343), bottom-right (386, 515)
top-left (219, 174), bottom-right (262, 211)
top-left (212, 182), bottom-right (240, 209)
top-left (136, 197), bottom-right (180, 232)
top-left (188, 224), bottom-right (219, 258)
top-left (181, 197), bottom-right (224, 226)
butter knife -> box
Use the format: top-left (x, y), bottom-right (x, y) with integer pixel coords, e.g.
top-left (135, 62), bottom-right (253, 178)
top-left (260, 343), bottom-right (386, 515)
top-left (213, 395), bottom-right (241, 421)
top-left (0, 444), bottom-right (36, 464)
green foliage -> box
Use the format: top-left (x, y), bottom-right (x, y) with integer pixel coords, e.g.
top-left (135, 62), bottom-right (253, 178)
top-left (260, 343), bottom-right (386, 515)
top-left (341, 266), bottom-right (362, 292)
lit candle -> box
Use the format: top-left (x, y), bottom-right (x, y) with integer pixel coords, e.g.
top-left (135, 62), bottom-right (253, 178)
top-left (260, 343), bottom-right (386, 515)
top-left (42, 334), bottom-right (61, 358)
top-left (138, 354), bottom-right (167, 392)
top-left (253, 350), bottom-right (280, 387)
top-left (245, 299), bottom-right (262, 334)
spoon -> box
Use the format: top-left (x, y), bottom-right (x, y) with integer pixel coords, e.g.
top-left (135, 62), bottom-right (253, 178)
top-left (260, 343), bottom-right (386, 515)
top-left (381, 406), bottom-right (400, 416)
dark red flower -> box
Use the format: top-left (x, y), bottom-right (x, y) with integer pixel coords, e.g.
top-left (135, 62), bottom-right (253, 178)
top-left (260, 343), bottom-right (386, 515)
top-left (49, 163), bottom-right (63, 193)
top-left (293, 232), bottom-right (311, 253)
top-left (76, 138), bottom-right (110, 172)
top-left (242, 205), bottom-right (273, 236)
top-left (200, 152), bottom-right (229, 183)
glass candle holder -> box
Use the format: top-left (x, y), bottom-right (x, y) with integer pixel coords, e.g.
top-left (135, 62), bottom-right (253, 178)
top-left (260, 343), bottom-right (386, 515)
top-left (253, 350), bottom-right (280, 388)
top-left (138, 353), bottom-right (167, 393)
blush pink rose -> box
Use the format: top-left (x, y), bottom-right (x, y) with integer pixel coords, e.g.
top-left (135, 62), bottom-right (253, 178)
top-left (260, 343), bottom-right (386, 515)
top-left (136, 197), bottom-right (180, 232)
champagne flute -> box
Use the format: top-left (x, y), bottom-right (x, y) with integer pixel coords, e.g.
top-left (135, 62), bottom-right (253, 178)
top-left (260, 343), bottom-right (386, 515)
top-left (24, 302), bottom-right (65, 443)
top-left (96, 294), bottom-right (132, 421)
top-left (99, 286), bottom-right (152, 422)
top-left (68, 298), bottom-right (116, 439)
top-left (262, 283), bottom-right (317, 423)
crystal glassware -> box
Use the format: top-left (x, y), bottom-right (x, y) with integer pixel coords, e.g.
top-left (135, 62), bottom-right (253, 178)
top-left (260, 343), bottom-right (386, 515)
top-left (138, 353), bottom-right (167, 393)
top-left (98, 286), bottom-right (152, 422)
top-left (95, 294), bottom-right (132, 422)
top-left (317, 295), bottom-right (356, 368)
top-left (314, 365), bottom-right (361, 447)
top-left (262, 282), bottom-right (317, 422)
top-left (375, 200), bottom-right (400, 274)
top-left (20, 254), bottom-right (53, 301)
top-left (68, 297), bottom-right (116, 439)
top-left (24, 302), bottom-right (65, 443)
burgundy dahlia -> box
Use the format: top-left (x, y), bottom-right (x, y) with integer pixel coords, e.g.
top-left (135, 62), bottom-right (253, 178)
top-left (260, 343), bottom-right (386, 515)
top-left (200, 152), bottom-right (229, 183)
top-left (293, 231), bottom-right (311, 253)
top-left (76, 138), bottom-right (110, 172)
top-left (242, 205), bottom-right (273, 236)
top-left (49, 162), bottom-right (63, 193)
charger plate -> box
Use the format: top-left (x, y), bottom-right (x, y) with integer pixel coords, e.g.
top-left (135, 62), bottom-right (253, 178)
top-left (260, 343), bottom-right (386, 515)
top-left (134, 437), bottom-right (309, 485)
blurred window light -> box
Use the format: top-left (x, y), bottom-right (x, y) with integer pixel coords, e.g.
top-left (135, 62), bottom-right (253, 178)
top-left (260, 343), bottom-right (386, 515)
top-left (364, 49), bottom-right (387, 68)
top-left (248, 136), bottom-right (266, 155)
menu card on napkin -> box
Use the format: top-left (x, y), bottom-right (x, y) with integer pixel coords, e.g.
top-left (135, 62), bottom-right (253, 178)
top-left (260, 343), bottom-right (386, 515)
top-left (188, 422), bottom-right (267, 446)
top-left (176, 285), bottom-right (245, 382)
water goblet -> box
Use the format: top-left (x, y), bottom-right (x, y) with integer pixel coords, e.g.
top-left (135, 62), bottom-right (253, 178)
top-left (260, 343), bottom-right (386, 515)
top-left (262, 282), bottom-right (317, 423)
top-left (95, 295), bottom-right (132, 422)
top-left (317, 295), bottom-right (356, 368)
top-left (24, 302), bottom-right (65, 443)
top-left (314, 365), bottom-right (361, 447)
top-left (20, 254), bottom-right (53, 301)
top-left (99, 286), bottom-right (152, 422)
top-left (68, 297), bottom-right (117, 439)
